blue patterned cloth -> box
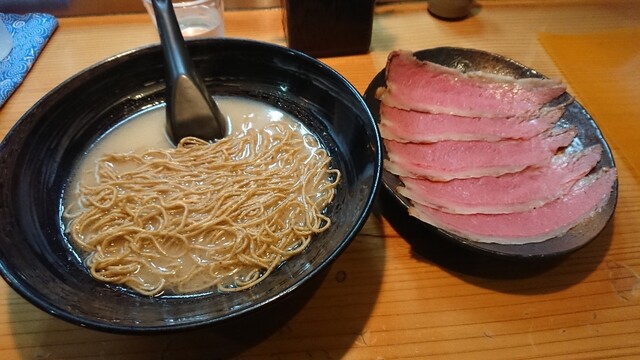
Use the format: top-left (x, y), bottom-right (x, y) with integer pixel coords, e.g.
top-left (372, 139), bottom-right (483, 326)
top-left (0, 13), bottom-right (58, 108)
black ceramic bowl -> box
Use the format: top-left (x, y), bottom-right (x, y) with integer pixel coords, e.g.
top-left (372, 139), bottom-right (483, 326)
top-left (0, 39), bottom-right (381, 333)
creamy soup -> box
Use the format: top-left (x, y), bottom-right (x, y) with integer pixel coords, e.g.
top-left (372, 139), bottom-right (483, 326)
top-left (63, 96), bottom-right (339, 296)
top-left (70, 96), bottom-right (316, 186)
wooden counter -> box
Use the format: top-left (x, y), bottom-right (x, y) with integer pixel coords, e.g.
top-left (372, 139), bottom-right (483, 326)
top-left (1, 1), bottom-right (639, 358)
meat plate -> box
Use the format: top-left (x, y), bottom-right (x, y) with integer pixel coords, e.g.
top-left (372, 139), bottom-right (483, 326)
top-left (363, 47), bottom-right (618, 258)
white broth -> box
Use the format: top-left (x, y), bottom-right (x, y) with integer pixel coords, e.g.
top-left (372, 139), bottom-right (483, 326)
top-left (63, 96), bottom-right (338, 296)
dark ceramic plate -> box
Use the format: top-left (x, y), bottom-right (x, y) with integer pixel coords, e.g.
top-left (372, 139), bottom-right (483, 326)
top-left (363, 47), bottom-right (617, 258)
top-left (0, 39), bottom-right (381, 333)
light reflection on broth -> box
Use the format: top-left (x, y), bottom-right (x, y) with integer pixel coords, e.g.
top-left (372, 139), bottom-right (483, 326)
top-left (63, 96), bottom-right (340, 296)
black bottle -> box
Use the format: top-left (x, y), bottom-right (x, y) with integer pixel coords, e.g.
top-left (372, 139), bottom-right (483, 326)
top-left (283, 0), bottom-right (375, 57)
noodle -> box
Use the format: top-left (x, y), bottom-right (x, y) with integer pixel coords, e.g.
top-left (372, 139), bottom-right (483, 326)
top-left (65, 124), bottom-right (340, 296)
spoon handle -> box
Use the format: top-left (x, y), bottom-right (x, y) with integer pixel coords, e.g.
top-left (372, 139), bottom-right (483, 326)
top-left (152, 0), bottom-right (226, 142)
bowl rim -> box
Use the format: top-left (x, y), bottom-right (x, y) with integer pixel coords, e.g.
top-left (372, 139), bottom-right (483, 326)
top-left (0, 38), bottom-right (383, 333)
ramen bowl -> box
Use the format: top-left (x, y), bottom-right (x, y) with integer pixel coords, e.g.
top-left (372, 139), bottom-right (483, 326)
top-left (0, 39), bottom-right (381, 333)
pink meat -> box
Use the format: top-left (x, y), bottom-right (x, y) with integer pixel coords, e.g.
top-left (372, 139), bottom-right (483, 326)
top-left (384, 127), bottom-right (576, 181)
top-left (407, 168), bottom-right (617, 244)
top-left (379, 103), bottom-right (564, 143)
top-left (377, 50), bottom-right (567, 118)
top-left (397, 145), bottom-right (602, 214)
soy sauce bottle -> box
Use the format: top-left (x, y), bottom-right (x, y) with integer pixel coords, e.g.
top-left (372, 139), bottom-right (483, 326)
top-left (282, 0), bottom-right (375, 58)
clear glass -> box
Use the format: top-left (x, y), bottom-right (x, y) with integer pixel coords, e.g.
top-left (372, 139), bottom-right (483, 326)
top-left (143, 0), bottom-right (225, 38)
top-left (0, 20), bottom-right (13, 60)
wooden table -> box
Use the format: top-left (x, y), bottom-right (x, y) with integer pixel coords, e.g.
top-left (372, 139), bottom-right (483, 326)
top-left (1, 1), bottom-right (639, 358)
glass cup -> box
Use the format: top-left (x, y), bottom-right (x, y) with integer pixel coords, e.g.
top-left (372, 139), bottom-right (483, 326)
top-left (143, 0), bottom-right (225, 39)
top-left (0, 20), bottom-right (13, 60)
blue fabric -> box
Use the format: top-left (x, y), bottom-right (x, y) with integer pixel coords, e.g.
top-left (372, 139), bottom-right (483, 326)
top-left (0, 13), bottom-right (58, 108)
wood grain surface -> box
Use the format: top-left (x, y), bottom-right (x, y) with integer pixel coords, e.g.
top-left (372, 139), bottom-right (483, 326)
top-left (0, 1), bottom-right (638, 359)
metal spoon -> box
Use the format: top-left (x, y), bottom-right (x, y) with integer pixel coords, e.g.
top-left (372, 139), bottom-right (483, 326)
top-left (151, 0), bottom-right (227, 144)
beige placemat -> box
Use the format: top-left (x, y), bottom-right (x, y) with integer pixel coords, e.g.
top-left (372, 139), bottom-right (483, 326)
top-left (539, 27), bottom-right (640, 175)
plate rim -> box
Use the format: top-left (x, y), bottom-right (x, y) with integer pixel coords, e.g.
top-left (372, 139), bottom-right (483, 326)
top-left (363, 46), bottom-right (618, 259)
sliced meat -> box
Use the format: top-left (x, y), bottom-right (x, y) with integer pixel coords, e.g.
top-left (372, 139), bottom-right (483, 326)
top-left (397, 145), bottom-right (602, 214)
top-left (379, 103), bottom-right (564, 143)
top-left (408, 168), bottom-right (617, 244)
top-left (384, 127), bottom-right (576, 181)
top-left (377, 50), bottom-right (567, 118)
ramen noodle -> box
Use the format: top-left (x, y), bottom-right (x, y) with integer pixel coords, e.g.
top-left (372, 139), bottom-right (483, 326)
top-left (64, 97), bottom-right (340, 296)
